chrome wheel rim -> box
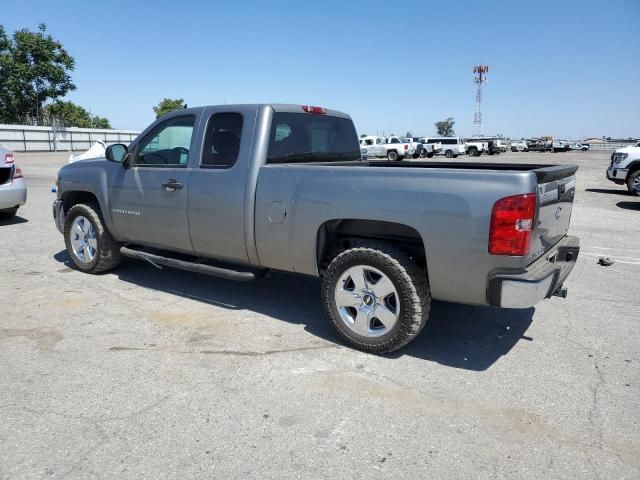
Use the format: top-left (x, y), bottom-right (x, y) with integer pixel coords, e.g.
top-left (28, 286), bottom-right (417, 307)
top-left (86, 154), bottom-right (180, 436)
top-left (70, 216), bottom-right (97, 263)
top-left (334, 265), bottom-right (400, 337)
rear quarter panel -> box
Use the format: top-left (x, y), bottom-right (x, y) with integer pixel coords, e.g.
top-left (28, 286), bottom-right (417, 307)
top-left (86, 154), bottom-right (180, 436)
top-left (254, 164), bottom-right (538, 305)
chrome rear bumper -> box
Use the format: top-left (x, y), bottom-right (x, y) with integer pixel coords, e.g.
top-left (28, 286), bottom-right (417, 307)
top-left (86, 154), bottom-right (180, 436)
top-left (487, 236), bottom-right (580, 308)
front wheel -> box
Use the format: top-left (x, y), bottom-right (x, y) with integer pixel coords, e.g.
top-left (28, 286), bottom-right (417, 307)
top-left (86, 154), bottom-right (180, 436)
top-left (322, 244), bottom-right (430, 353)
top-left (64, 203), bottom-right (122, 273)
top-left (627, 170), bottom-right (640, 196)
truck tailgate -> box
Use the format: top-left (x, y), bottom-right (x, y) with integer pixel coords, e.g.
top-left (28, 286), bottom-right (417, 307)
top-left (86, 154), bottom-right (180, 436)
top-left (530, 165), bottom-right (578, 263)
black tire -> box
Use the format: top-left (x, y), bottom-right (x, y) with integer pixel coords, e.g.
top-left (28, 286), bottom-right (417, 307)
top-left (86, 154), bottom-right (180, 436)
top-left (627, 170), bottom-right (640, 196)
top-left (322, 243), bottom-right (430, 353)
top-left (445, 149), bottom-right (453, 158)
top-left (387, 150), bottom-right (398, 161)
top-left (426, 152), bottom-right (434, 158)
top-left (511, 147), bottom-right (517, 152)
top-left (419, 150), bottom-right (427, 158)
top-left (452, 154), bottom-right (459, 158)
top-left (64, 203), bottom-right (122, 273)
top-left (468, 147), bottom-right (478, 157)
top-left (0, 207), bottom-right (18, 219)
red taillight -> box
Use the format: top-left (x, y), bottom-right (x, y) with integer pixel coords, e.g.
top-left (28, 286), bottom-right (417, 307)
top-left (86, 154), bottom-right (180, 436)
top-left (488, 193), bottom-right (536, 256)
top-left (13, 167), bottom-right (23, 179)
top-left (301, 105), bottom-right (327, 114)
top-left (4, 153), bottom-right (14, 164)
top-left (404, 144), bottom-right (408, 150)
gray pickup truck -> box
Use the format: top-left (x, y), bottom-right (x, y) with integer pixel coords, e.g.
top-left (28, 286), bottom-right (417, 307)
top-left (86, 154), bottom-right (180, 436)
top-left (53, 104), bottom-right (580, 353)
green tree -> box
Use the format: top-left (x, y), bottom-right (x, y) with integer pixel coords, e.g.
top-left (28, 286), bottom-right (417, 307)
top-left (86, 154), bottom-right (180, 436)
top-left (43, 100), bottom-right (111, 128)
top-left (435, 117), bottom-right (455, 137)
top-left (153, 98), bottom-right (185, 119)
top-left (405, 131), bottom-right (412, 138)
top-left (0, 23), bottom-right (76, 124)
top-left (360, 133), bottom-right (367, 138)
top-left (91, 115), bottom-right (111, 129)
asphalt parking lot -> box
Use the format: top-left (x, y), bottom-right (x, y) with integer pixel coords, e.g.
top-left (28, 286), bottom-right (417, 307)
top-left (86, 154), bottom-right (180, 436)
top-left (1, 150), bottom-right (638, 479)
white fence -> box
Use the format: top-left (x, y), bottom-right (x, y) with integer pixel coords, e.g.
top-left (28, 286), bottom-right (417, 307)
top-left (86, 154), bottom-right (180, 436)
top-left (0, 124), bottom-right (141, 152)
top-left (582, 142), bottom-right (638, 151)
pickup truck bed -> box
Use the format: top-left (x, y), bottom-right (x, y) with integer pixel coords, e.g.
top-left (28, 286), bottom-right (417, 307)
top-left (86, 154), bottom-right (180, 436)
top-left (53, 103), bottom-right (579, 353)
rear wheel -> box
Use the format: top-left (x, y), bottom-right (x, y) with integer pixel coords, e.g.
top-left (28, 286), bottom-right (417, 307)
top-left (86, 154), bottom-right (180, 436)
top-left (322, 243), bottom-right (430, 353)
top-left (426, 152), bottom-right (434, 158)
top-left (445, 149), bottom-right (453, 158)
top-left (468, 147), bottom-right (478, 157)
top-left (627, 170), bottom-right (640, 196)
top-left (387, 150), bottom-right (398, 161)
top-left (511, 147), bottom-right (517, 152)
top-left (64, 203), bottom-right (122, 273)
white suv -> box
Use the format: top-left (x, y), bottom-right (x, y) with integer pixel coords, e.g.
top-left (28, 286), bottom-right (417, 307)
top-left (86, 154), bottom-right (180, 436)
top-left (607, 142), bottom-right (640, 195)
top-left (420, 137), bottom-right (466, 158)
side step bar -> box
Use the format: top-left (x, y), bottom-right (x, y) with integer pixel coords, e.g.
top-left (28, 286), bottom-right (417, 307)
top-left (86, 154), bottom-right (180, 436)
top-left (120, 246), bottom-right (262, 282)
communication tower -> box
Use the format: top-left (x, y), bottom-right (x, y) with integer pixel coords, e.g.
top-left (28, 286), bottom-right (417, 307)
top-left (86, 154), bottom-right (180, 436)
top-left (473, 65), bottom-right (489, 137)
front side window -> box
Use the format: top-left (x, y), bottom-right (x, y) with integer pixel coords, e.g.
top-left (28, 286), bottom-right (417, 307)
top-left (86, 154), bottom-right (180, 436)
top-left (267, 112), bottom-right (360, 164)
top-left (201, 113), bottom-right (243, 168)
top-left (135, 116), bottom-right (195, 166)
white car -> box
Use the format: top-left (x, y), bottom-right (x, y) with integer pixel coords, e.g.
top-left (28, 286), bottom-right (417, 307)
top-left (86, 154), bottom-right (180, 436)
top-left (569, 143), bottom-right (589, 151)
top-left (68, 140), bottom-right (107, 163)
top-left (0, 144), bottom-right (27, 219)
top-left (510, 140), bottom-right (529, 152)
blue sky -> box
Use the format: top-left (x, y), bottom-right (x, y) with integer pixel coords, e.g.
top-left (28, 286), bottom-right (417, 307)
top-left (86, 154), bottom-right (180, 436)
top-left (2, 0), bottom-right (639, 138)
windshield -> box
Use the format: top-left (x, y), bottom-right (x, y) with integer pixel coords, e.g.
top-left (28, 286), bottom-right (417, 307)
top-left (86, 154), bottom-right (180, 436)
top-left (267, 112), bottom-right (361, 164)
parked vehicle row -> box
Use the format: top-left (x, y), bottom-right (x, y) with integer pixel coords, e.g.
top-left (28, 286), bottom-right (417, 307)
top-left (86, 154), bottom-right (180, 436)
top-left (360, 135), bottom-right (502, 160)
top-left (359, 135), bottom-right (440, 160)
top-left (0, 143), bottom-right (27, 219)
top-left (510, 139), bottom-right (589, 153)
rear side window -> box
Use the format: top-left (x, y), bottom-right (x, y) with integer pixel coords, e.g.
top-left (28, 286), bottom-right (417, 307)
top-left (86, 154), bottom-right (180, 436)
top-left (267, 112), bottom-right (360, 164)
top-left (201, 113), bottom-right (243, 168)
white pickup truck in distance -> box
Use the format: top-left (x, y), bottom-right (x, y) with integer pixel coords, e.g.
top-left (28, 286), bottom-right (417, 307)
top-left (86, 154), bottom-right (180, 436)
top-left (464, 140), bottom-right (488, 157)
top-left (360, 136), bottom-right (411, 161)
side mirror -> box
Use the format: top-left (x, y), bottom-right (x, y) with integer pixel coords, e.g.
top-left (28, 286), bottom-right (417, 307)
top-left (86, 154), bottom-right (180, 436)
top-left (105, 144), bottom-right (128, 163)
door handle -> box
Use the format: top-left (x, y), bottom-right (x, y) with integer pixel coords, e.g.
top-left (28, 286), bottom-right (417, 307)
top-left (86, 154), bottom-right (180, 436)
top-left (162, 179), bottom-right (183, 191)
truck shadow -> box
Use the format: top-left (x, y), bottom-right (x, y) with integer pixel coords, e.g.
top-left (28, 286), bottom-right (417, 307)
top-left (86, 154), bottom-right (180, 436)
top-left (616, 201), bottom-right (640, 210)
top-left (585, 188), bottom-right (629, 196)
top-left (0, 215), bottom-right (28, 225)
top-left (54, 251), bottom-right (534, 371)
